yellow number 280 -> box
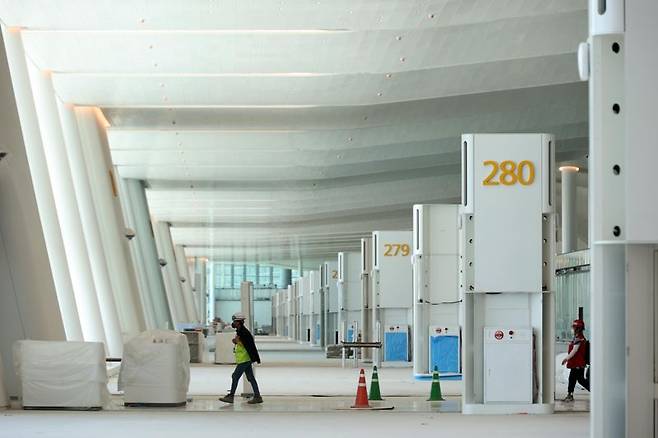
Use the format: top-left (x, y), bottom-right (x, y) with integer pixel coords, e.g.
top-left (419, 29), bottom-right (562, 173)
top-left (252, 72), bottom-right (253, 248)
top-left (482, 160), bottom-right (535, 186)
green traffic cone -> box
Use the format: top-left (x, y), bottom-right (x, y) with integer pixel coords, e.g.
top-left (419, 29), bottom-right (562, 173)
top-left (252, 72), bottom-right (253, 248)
top-left (369, 366), bottom-right (383, 401)
top-left (427, 366), bottom-right (444, 401)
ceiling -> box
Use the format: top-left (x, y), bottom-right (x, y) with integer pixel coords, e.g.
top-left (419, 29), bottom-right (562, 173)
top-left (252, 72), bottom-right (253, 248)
top-left (0, 0), bottom-right (589, 269)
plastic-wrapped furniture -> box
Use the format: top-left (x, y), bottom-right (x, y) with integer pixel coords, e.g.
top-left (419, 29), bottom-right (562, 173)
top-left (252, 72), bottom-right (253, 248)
top-left (119, 330), bottom-right (190, 406)
top-left (13, 340), bottom-right (108, 410)
top-left (182, 330), bottom-right (204, 363)
top-left (0, 355), bottom-right (8, 408)
top-left (214, 332), bottom-right (236, 364)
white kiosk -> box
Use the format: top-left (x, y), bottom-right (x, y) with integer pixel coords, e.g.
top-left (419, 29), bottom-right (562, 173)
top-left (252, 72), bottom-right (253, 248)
top-left (321, 260), bottom-right (340, 346)
top-left (371, 231), bottom-right (413, 363)
top-left (285, 285), bottom-right (293, 339)
top-left (411, 204), bottom-right (461, 377)
top-left (300, 275), bottom-right (312, 343)
top-left (337, 251), bottom-right (361, 343)
top-left (309, 270), bottom-right (322, 346)
top-left (461, 133), bottom-right (555, 415)
top-left (292, 280), bottom-right (301, 342)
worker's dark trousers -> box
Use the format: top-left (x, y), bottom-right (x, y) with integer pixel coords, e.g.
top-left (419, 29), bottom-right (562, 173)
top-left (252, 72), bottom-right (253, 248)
top-left (229, 361), bottom-right (261, 397)
top-left (568, 367), bottom-right (590, 393)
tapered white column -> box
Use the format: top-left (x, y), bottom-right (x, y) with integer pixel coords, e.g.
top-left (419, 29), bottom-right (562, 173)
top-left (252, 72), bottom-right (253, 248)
top-left (116, 175), bottom-right (157, 330)
top-left (55, 100), bottom-right (123, 353)
top-left (0, 30), bottom-right (69, 396)
top-left (25, 60), bottom-right (108, 350)
top-left (208, 261), bottom-right (216, 322)
top-left (175, 245), bottom-right (198, 323)
top-left (194, 258), bottom-right (208, 324)
top-left (1, 27), bottom-right (82, 341)
top-left (560, 165), bottom-right (579, 253)
top-left (153, 221), bottom-right (187, 326)
top-left (118, 178), bottom-right (172, 330)
top-left (76, 108), bottom-right (145, 339)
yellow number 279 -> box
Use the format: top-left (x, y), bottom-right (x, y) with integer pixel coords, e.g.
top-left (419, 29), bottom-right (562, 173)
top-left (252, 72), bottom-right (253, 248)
top-left (483, 160), bottom-right (535, 186)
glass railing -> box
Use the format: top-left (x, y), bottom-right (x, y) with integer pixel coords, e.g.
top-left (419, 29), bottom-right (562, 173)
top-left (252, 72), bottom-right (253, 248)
top-left (555, 249), bottom-right (591, 342)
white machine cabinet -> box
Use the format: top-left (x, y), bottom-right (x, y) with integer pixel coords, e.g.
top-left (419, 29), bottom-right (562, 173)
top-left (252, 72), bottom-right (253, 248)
top-left (323, 260), bottom-right (339, 345)
top-left (461, 133), bottom-right (555, 415)
top-left (338, 251), bottom-right (362, 342)
top-left (483, 327), bottom-right (533, 404)
top-left (412, 204), bottom-right (461, 376)
top-left (310, 270), bottom-right (321, 345)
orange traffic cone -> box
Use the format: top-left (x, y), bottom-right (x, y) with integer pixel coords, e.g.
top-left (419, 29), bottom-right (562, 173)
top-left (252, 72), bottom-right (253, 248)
top-left (351, 369), bottom-right (370, 409)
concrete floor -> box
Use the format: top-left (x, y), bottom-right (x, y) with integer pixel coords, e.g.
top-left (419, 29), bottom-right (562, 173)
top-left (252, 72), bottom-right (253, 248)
top-left (1, 336), bottom-right (590, 437)
top-left (0, 411), bottom-right (589, 438)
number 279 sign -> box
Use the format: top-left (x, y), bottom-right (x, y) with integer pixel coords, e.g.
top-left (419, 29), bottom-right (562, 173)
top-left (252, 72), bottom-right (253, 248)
top-left (482, 160), bottom-right (535, 186)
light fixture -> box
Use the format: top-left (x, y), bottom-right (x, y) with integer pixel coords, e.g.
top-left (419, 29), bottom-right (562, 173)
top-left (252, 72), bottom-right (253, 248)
top-left (558, 165), bottom-right (580, 172)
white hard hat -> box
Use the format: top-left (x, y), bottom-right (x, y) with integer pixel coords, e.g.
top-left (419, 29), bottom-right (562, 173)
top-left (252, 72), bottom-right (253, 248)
top-left (232, 312), bottom-right (246, 321)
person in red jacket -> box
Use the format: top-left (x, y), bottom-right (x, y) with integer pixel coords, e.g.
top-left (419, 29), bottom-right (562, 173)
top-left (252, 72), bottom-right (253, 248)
top-left (561, 319), bottom-right (590, 402)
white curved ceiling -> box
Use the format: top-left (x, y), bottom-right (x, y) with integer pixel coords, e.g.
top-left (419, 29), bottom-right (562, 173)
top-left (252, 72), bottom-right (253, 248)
top-left (0, 0), bottom-right (589, 269)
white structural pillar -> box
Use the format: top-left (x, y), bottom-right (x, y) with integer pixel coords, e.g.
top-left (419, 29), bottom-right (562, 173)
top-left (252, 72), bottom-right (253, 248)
top-left (174, 245), bottom-right (198, 323)
top-left (194, 257), bottom-right (207, 324)
top-left (586, 2), bottom-right (658, 436)
top-left (153, 221), bottom-right (187, 326)
top-left (76, 108), bottom-right (145, 339)
top-left (0, 30), bottom-right (69, 397)
top-left (120, 178), bottom-right (172, 330)
top-left (560, 165), bottom-right (579, 253)
top-left (25, 59), bottom-right (110, 351)
top-left (116, 176), bottom-right (157, 330)
top-left (1, 27), bottom-right (82, 341)
top-left (208, 261), bottom-right (216, 323)
top-left (55, 100), bottom-right (124, 353)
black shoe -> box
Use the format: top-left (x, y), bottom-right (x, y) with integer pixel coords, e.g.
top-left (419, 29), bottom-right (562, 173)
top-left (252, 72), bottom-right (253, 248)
top-left (219, 395), bottom-right (235, 404)
top-left (247, 396), bottom-right (263, 404)
top-left (562, 394), bottom-right (574, 402)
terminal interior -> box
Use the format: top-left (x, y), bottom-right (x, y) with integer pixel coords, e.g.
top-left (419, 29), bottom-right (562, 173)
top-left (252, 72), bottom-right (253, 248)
top-left (0, 1), bottom-right (656, 437)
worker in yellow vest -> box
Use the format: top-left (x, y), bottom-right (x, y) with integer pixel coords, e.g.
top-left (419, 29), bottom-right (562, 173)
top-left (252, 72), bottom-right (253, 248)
top-left (219, 312), bottom-right (263, 404)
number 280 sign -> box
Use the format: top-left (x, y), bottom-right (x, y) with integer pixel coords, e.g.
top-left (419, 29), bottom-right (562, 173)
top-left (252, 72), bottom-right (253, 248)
top-left (482, 160), bottom-right (536, 186)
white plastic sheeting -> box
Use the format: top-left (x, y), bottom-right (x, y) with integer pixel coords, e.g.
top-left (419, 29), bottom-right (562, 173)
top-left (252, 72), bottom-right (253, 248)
top-left (13, 340), bottom-right (108, 408)
top-left (555, 353), bottom-right (570, 385)
top-left (118, 330), bottom-right (190, 404)
top-left (0, 355), bottom-right (8, 408)
top-left (214, 332), bottom-right (236, 365)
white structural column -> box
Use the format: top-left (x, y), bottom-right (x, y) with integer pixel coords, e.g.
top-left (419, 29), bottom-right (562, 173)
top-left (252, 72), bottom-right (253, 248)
top-left (175, 245), bottom-right (198, 323)
top-left (55, 100), bottom-right (124, 353)
top-left (1, 27), bottom-right (82, 341)
top-left (116, 174), bottom-right (157, 330)
top-left (208, 261), bottom-right (215, 322)
top-left (0, 30), bottom-right (68, 397)
top-left (76, 108), bottom-right (145, 339)
top-left (120, 178), bottom-right (172, 330)
top-left (560, 166), bottom-right (579, 253)
top-left (588, 2), bottom-right (658, 436)
top-left (25, 59), bottom-right (109, 351)
top-left (194, 258), bottom-right (207, 324)
top-left (153, 221), bottom-right (187, 326)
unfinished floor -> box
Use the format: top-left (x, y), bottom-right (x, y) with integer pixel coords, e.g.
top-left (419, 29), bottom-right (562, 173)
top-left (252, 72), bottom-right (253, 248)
top-left (1, 336), bottom-right (590, 437)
